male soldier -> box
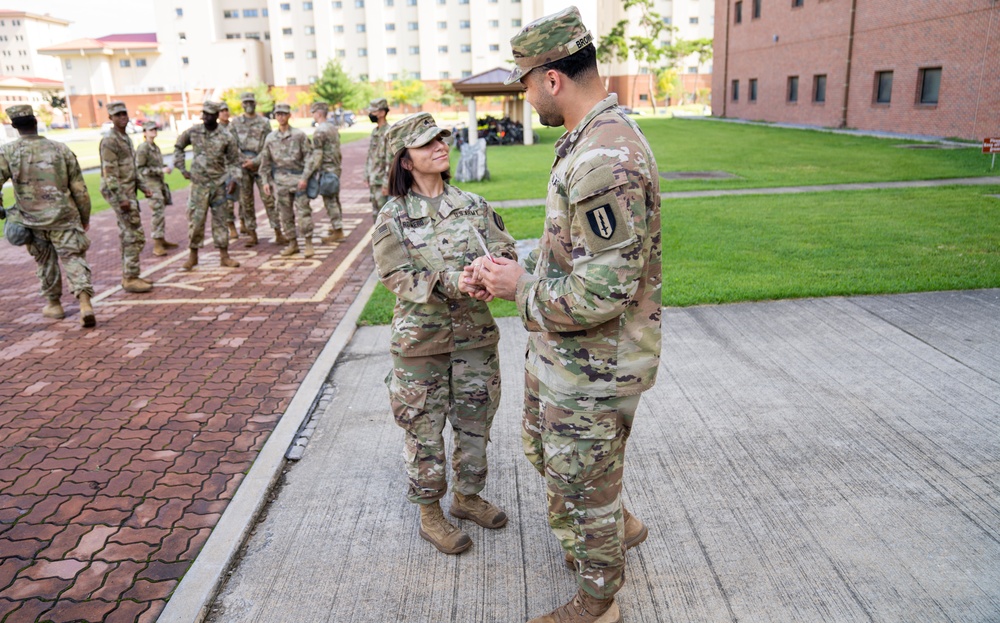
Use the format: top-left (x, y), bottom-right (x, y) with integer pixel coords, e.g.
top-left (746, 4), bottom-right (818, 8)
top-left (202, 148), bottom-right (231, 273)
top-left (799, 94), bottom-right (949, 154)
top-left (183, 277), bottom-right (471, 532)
top-left (172, 100), bottom-right (242, 271)
top-left (260, 102), bottom-right (313, 258)
top-left (0, 105), bottom-right (96, 327)
top-left (230, 91), bottom-right (281, 247)
top-left (474, 7), bottom-right (662, 623)
top-left (100, 101), bottom-right (152, 292)
top-left (363, 97), bottom-right (390, 221)
top-left (218, 101), bottom-right (240, 241)
top-left (135, 121), bottom-right (179, 256)
top-left (304, 101), bottom-right (344, 243)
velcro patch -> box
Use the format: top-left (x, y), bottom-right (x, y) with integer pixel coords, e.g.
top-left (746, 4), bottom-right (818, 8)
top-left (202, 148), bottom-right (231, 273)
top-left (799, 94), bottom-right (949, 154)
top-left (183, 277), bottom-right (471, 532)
top-left (373, 222), bottom-right (391, 243)
top-left (493, 211), bottom-right (505, 231)
top-left (585, 204), bottom-right (616, 240)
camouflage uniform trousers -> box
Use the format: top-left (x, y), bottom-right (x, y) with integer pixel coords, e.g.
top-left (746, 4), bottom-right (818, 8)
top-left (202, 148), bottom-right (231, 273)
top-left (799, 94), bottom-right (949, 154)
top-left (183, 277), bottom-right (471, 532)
top-left (141, 177), bottom-right (168, 240)
top-left (386, 345), bottom-right (502, 505)
top-left (272, 174), bottom-right (313, 241)
top-left (108, 198), bottom-right (145, 279)
top-left (320, 192), bottom-right (343, 231)
top-left (239, 168), bottom-right (278, 233)
top-left (370, 187), bottom-right (388, 221)
top-left (26, 227), bottom-right (94, 300)
top-left (522, 369), bottom-right (640, 600)
top-left (187, 180), bottom-right (231, 250)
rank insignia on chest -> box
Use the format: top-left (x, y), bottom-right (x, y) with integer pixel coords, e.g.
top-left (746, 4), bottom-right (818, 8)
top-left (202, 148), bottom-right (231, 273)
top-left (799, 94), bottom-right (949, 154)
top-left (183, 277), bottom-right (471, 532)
top-left (586, 204), bottom-right (617, 239)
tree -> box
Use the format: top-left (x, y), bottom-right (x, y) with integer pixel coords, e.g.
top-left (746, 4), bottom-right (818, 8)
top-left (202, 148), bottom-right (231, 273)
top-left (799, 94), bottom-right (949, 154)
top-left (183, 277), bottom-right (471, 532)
top-left (596, 21), bottom-right (629, 92)
top-left (686, 38), bottom-right (714, 103)
top-left (655, 68), bottom-right (682, 108)
top-left (35, 103), bottom-right (54, 127)
top-left (311, 60), bottom-right (362, 110)
top-left (294, 90), bottom-right (314, 115)
top-left (220, 83), bottom-right (276, 116)
top-left (45, 91), bottom-right (66, 111)
top-left (625, 0), bottom-right (673, 114)
top-left (435, 81), bottom-right (460, 112)
top-left (387, 74), bottom-right (428, 112)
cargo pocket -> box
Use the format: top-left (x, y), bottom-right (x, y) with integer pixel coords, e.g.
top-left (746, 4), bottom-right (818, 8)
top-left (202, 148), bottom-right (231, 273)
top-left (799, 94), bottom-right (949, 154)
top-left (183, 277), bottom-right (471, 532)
top-left (386, 372), bottom-right (429, 429)
top-left (540, 403), bottom-right (622, 485)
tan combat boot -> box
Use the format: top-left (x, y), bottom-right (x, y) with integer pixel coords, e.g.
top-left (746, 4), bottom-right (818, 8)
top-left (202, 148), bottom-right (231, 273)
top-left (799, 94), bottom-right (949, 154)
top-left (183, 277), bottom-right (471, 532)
top-left (320, 228), bottom-right (345, 244)
top-left (180, 249), bottom-right (198, 272)
top-left (450, 493), bottom-right (508, 529)
top-left (244, 230), bottom-right (258, 247)
top-left (228, 222), bottom-right (239, 240)
top-left (419, 501), bottom-right (472, 555)
top-left (219, 248), bottom-right (240, 268)
top-left (528, 591), bottom-right (620, 623)
top-left (162, 239), bottom-right (179, 249)
top-left (565, 507), bottom-right (647, 568)
top-left (303, 239), bottom-right (314, 258)
top-left (78, 292), bottom-right (96, 328)
top-left (121, 277), bottom-right (153, 293)
top-left (42, 297), bottom-right (64, 320)
top-left (152, 238), bottom-right (168, 256)
top-left (274, 228), bottom-right (289, 245)
top-left (280, 241), bottom-right (300, 257)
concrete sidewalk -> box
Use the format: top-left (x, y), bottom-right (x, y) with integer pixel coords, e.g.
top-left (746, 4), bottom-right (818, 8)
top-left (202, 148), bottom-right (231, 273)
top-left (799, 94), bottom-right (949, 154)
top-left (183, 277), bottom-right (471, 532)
top-left (208, 289), bottom-right (1000, 622)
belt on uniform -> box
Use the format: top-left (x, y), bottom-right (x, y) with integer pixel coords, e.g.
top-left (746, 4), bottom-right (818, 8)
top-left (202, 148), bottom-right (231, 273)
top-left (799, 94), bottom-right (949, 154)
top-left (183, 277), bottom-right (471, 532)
top-left (241, 150), bottom-right (258, 157)
top-left (273, 168), bottom-right (304, 175)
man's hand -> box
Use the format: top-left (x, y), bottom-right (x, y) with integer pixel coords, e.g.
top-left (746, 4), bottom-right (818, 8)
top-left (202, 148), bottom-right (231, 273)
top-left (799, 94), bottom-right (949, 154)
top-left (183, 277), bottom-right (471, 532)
top-left (460, 263), bottom-right (493, 301)
top-left (181, 170), bottom-right (191, 180)
top-left (163, 166), bottom-right (173, 175)
top-left (263, 183), bottom-right (272, 197)
top-left (381, 186), bottom-right (388, 197)
top-left (242, 159), bottom-right (255, 170)
top-left (296, 179), bottom-right (307, 192)
top-left (479, 256), bottom-right (525, 301)
top-left (118, 199), bottom-right (131, 211)
top-left (83, 221), bottom-right (90, 232)
top-left (226, 180), bottom-right (238, 195)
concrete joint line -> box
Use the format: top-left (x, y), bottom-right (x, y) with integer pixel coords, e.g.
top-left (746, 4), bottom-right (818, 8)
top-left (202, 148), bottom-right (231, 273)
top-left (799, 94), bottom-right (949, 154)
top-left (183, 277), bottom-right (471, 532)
top-left (157, 268), bottom-right (380, 623)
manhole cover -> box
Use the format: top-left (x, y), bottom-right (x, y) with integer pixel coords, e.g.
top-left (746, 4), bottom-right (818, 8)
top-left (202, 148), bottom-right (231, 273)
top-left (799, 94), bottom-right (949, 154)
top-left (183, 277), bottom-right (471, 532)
top-left (659, 170), bottom-right (740, 180)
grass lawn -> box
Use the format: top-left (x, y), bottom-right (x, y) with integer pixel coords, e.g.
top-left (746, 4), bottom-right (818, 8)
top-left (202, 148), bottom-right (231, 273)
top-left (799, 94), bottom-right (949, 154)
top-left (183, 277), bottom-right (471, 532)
top-left (359, 184), bottom-right (1000, 323)
top-left (452, 118), bottom-right (997, 202)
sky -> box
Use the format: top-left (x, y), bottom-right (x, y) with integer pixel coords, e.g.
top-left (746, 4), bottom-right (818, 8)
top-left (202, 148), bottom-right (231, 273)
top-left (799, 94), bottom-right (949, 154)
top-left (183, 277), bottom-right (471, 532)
top-left (17, 0), bottom-right (156, 39)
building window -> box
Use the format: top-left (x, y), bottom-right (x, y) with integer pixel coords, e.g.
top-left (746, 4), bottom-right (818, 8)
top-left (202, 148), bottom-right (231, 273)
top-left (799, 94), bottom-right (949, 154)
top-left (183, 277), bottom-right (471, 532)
top-left (283, 27), bottom-right (293, 35)
top-left (265, 31), bottom-right (271, 39)
top-left (307, 50), bottom-right (317, 58)
top-left (120, 59), bottom-right (131, 67)
top-left (355, 0), bottom-right (364, 6)
top-left (223, 9), bottom-right (239, 18)
top-left (336, 49), bottom-right (345, 57)
top-left (243, 8), bottom-right (259, 17)
top-left (280, 2), bottom-right (291, 9)
top-left (438, 45), bottom-right (448, 53)
top-left (460, 20), bottom-right (470, 28)
top-left (386, 23), bottom-right (395, 30)
top-left (306, 25), bottom-right (316, 34)
top-left (687, 66), bottom-right (698, 74)
top-left (462, 70), bottom-right (471, 78)
top-left (749, 78), bottom-right (758, 102)
top-left (792, 0), bottom-right (803, 6)
top-left (439, 71), bottom-right (450, 79)
top-left (407, 0), bottom-right (417, 5)
top-left (386, 0), bottom-right (394, 4)
top-left (357, 24), bottom-right (366, 32)
top-left (359, 74), bottom-right (369, 81)
top-left (246, 32), bottom-right (261, 39)
top-left (918, 67), bottom-right (941, 105)
top-left (488, 19), bottom-right (499, 27)
top-left (731, 80), bottom-right (739, 101)
top-left (408, 22), bottom-right (418, 30)
top-left (813, 74), bottom-right (826, 103)
top-left (179, 32), bottom-right (187, 40)
top-left (387, 47), bottom-right (397, 55)
top-left (309, 75), bottom-right (318, 83)
top-left (226, 33), bottom-right (242, 39)
top-left (334, 25), bottom-right (344, 32)
top-left (389, 73), bottom-right (399, 80)
top-left (437, 0), bottom-right (445, 4)
top-left (512, 18), bottom-right (521, 26)
top-left (735, 1), bottom-right (742, 23)
top-left (358, 48), bottom-right (368, 56)
top-left (460, 44), bottom-right (471, 52)
top-left (752, 0), bottom-right (761, 18)
top-left (409, 46), bottom-right (419, 54)
top-left (176, 7), bottom-right (183, 16)
top-left (65, 59), bottom-right (72, 69)
top-left (787, 76), bottom-right (798, 102)
top-left (263, 8), bottom-right (269, 16)
top-left (182, 56), bottom-right (190, 65)
top-left (437, 21), bottom-right (447, 29)
top-left (288, 77), bottom-right (297, 85)
top-left (304, 1), bottom-right (314, 8)
top-left (489, 44), bottom-right (499, 51)
top-left (875, 70), bottom-right (893, 104)
top-left (689, 17), bottom-right (699, 24)
top-left (332, 1), bottom-right (342, 7)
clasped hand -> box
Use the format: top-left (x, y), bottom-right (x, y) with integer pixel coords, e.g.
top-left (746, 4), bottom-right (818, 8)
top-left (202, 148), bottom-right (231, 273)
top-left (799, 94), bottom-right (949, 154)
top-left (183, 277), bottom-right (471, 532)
top-left (459, 256), bottom-right (524, 302)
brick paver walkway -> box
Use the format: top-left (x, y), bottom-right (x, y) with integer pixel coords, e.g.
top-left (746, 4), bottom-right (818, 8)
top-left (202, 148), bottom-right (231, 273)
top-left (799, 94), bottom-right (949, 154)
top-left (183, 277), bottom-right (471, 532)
top-left (0, 138), bottom-right (376, 622)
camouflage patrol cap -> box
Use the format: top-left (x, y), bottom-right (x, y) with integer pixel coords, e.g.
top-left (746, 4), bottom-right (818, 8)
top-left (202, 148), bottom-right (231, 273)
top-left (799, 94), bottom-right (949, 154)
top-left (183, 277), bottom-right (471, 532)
top-left (310, 101), bottom-right (329, 113)
top-left (504, 5), bottom-right (593, 85)
top-left (240, 91), bottom-right (256, 102)
top-left (273, 103), bottom-right (292, 114)
top-left (202, 101), bottom-right (223, 115)
top-left (107, 101), bottom-right (128, 115)
top-left (5, 104), bottom-right (34, 120)
top-left (367, 98), bottom-right (389, 113)
top-left (218, 102), bottom-right (229, 112)
top-left (385, 112), bottom-right (452, 159)
top-left (141, 121), bottom-right (158, 131)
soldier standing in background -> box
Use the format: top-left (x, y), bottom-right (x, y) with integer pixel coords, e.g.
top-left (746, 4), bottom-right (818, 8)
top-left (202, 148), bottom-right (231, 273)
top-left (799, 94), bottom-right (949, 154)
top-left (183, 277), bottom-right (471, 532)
top-left (0, 105), bottom-right (96, 327)
top-left (474, 7), bottom-right (662, 623)
top-left (230, 91), bottom-right (282, 247)
top-left (304, 101), bottom-right (345, 244)
top-left (218, 101), bottom-right (240, 242)
top-left (172, 100), bottom-right (242, 272)
top-left (99, 101), bottom-right (152, 293)
top-left (135, 121), bottom-right (179, 256)
top-left (364, 98), bottom-right (391, 221)
top-left (260, 103), bottom-right (314, 258)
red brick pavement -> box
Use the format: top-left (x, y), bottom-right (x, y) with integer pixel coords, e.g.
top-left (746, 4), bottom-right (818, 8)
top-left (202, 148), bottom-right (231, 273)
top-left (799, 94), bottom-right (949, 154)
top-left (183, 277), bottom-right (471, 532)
top-left (0, 138), bottom-right (376, 622)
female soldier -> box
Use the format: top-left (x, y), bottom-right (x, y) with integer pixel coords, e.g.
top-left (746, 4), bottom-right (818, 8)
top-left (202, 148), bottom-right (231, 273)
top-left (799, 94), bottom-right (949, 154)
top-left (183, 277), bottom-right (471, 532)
top-left (371, 113), bottom-right (516, 555)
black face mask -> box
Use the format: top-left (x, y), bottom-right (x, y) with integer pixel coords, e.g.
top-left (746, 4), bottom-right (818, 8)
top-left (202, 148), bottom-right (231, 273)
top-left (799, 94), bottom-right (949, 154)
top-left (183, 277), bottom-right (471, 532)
top-left (368, 113), bottom-right (378, 123)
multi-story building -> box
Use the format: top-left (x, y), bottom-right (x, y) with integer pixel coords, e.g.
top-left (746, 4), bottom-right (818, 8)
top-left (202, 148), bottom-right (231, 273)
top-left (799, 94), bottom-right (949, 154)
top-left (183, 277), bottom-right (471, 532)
top-left (712, 0), bottom-right (1000, 141)
top-left (0, 10), bottom-right (69, 82)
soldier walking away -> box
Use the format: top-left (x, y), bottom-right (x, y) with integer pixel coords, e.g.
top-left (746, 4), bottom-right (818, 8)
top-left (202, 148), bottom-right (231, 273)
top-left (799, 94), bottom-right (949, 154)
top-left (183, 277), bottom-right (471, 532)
top-left (372, 113), bottom-right (517, 556)
top-left (304, 101), bottom-right (345, 244)
top-left (474, 7), bottom-right (663, 623)
top-left (99, 101), bottom-right (153, 293)
top-left (218, 101), bottom-right (240, 242)
top-left (135, 121), bottom-right (180, 256)
top-left (0, 105), bottom-right (96, 327)
top-left (230, 91), bottom-right (282, 247)
top-left (260, 103), bottom-right (314, 258)
top-left (364, 98), bottom-right (391, 221)
top-left (172, 100), bottom-right (242, 272)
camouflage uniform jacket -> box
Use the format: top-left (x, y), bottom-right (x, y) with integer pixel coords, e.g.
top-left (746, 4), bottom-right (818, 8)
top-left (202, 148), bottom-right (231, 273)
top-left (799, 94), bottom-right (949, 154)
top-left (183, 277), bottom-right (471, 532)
top-left (172, 124), bottom-right (241, 186)
top-left (230, 114), bottom-right (272, 165)
top-left (99, 130), bottom-right (141, 204)
top-left (372, 184), bottom-right (516, 357)
top-left (365, 123), bottom-right (390, 188)
top-left (304, 121), bottom-right (342, 178)
top-left (515, 94), bottom-right (662, 398)
top-left (135, 140), bottom-right (165, 183)
top-left (0, 135), bottom-right (91, 229)
top-left (259, 127), bottom-right (311, 186)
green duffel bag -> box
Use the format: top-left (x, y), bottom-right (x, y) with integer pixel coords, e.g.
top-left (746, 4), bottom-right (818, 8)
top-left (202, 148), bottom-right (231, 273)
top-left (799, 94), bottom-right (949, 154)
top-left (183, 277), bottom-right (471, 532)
top-left (306, 171), bottom-right (340, 199)
top-left (2, 207), bottom-right (33, 246)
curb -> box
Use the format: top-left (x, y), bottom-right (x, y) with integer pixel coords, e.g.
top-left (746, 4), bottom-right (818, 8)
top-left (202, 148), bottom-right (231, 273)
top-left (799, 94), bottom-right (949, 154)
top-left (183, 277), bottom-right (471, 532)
top-left (156, 268), bottom-right (380, 623)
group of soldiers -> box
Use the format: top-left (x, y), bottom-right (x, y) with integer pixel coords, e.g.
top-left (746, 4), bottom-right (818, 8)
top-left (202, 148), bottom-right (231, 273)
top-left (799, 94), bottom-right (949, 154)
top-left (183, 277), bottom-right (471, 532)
top-left (0, 93), bottom-right (395, 328)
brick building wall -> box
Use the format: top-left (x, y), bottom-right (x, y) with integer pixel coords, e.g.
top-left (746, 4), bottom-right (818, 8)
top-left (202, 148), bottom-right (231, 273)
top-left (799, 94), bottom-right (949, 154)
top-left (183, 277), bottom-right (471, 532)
top-left (713, 0), bottom-right (1000, 141)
